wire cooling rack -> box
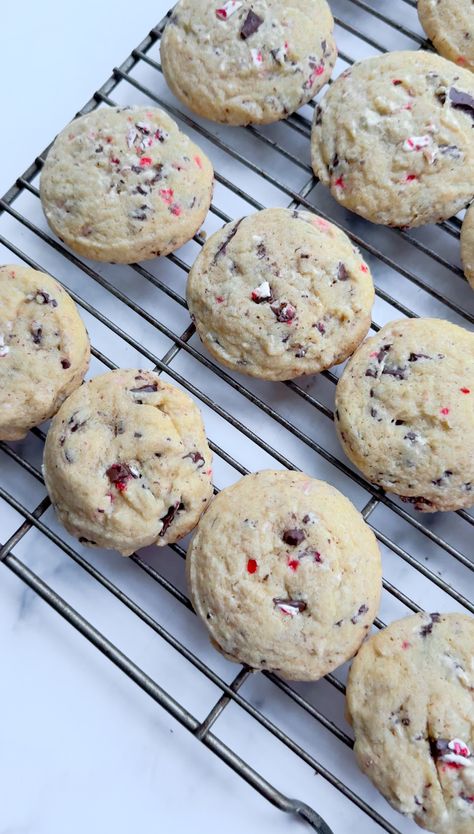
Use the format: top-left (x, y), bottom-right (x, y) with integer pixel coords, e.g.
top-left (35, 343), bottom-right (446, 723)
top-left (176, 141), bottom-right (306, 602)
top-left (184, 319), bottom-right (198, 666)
top-left (0, 1), bottom-right (473, 832)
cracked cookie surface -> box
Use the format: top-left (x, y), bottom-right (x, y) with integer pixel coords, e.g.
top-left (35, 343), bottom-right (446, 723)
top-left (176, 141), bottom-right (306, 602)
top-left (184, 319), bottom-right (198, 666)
top-left (311, 51), bottom-right (474, 227)
top-left (0, 264), bottom-right (90, 441)
top-left (347, 613), bottom-right (474, 834)
top-left (187, 469), bottom-right (381, 680)
top-left (40, 106), bottom-right (213, 262)
top-left (187, 208), bottom-right (374, 381)
top-left (418, 0), bottom-right (474, 74)
top-left (335, 318), bottom-right (474, 512)
top-left (161, 0), bottom-right (337, 125)
top-left (43, 369), bottom-right (213, 555)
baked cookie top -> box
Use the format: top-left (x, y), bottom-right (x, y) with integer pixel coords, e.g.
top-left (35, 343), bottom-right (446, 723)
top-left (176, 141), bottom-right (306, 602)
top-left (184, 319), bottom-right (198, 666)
top-left (0, 264), bottom-right (90, 441)
top-left (187, 469), bottom-right (382, 680)
top-left (335, 317), bottom-right (474, 512)
top-left (311, 51), bottom-right (474, 227)
top-left (43, 369), bottom-right (213, 555)
top-left (161, 0), bottom-right (337, 125)
top-left (40, 106), bottom-right (213, 263)
top-left (347, 612), bottom-right (474, 834)
top-left (418, 0), bottom-right (474, 74)
top-left (187, 208), bottom-right (374, 381)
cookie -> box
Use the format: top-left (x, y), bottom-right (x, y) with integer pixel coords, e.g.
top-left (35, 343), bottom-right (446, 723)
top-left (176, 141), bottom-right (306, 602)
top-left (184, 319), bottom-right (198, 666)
top-left (160, 0), bottom-right (337, 126)
top-left (0, 265), bottom-right (90, 442)
top-left (418, 0), bottom-right (474, 74)
top-left (186, 208), bottom-right (374, 381)
top-left (347, 612), bottom-right (474, 834)
top-left (43, 369), bottom-right (213, 555)
top-left (461, 203), bottom-right (474, 289)
top-left (311, 51), bottom-right (474, 228)
top-left (187, 470), bottom-right (382, 681)
top-left (40, 106), bottom-right (214, 263)
top-left (335, 317), bottom-right (474, 512)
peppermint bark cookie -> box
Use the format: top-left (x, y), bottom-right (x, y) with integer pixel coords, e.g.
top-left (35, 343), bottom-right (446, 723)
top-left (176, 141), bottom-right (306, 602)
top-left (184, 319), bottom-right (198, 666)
top-left (186, 208), bottom-right (374, 381)
top-left (0, 265), bottom-right (90, 441)
top-left (187, 470), bottom-right (382, 681)
top-left (40, 106), bottom-right (213, 263)
top-left (418, 0), bottom-right (474, 74)
top-left (461, 203), bottom-right (474, 289)
top-left (311, 51), bottom-right (474, 227)
top-left (347, 613), bottom-right (474, 834)
top-left (43, 369), bottom-right (213, 555)
top-left (160, 0), bottom-right (337, 125)
top-left (335, 318), bottom-right (474, 512)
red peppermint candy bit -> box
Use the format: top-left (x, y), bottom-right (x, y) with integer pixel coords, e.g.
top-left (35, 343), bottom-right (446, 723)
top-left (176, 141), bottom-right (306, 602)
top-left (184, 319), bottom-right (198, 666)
top-left (247, 559), bottom-right (258, 574)
top-left (461, 387), bottom-right (471, 394)
top-left (194, 155), bottom-right (203, 169)
top-left (360, 263), bottom-right (369, 273)
top-left (105, 136), bottom-right (114, 143)
top-left (402, 640), bottom-right (411, 650)
top-left (457, 56), bottom-right (467, 66)
top-left (334, 175), bottom-right (346, 189)
top-left (392, 79), bottom-right (403, 85)
top-left (159, 188), bottom-right (174, 205)
top-left (215, 0), bottom-right (242, 19)
top-left (440, 407), bottom-right (450, 416)
top-left (170, 203), bottom-right (182, 216)
top-left (110, 157), bottom-right (120, 165)
top-left (405, 173), bottom-right (418, 182)
top-left (140, 156), bottom-right (153, 167)
top-left (287, 559), bottom-right (299, 572)
top-left (215, 295), bottom-right (225, 303)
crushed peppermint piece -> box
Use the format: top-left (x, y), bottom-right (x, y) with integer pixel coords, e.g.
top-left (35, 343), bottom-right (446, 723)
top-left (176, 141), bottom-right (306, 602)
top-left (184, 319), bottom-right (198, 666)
top-left (247, 558), bottom-right (258, 574)
top-left (159, 188), bottom-right (174, 205)
top-left (127, 127), bottom-right (138, 148)
top-left (402, 135), bottom-right (431, 152)
top-left (271, 301), bottom-right (296, 324)
top-left (271, 42), bottom-right (288, 65)
top-left (334, 175), bottom-right (346, 189)
top-left (240, 10), bottom-right (263, 39)
top-left (251, 281), bottom-right (272, 303)
top-left (440, 407), bottom-right (450, 416)
top-left (461, 387), bottom-right (471, 394)
top-left (215, 0), bottom-right (242, 19)
top-left (250, 48), bottom-right (263, 66)
top-left (448, 739), bottom-right (471, 758)
top-left (273, 598), bottom-right (307, 616)
top-left (139, 156), bottom-right (152, 167)
top-left (170, 203), bottom-right (182, 216)
top-left (287, 559), bottom-right (299, 572)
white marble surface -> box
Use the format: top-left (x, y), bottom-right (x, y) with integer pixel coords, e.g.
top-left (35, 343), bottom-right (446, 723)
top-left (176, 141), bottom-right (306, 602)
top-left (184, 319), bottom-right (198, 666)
top-left (1, 2), bottom-right (473, 833)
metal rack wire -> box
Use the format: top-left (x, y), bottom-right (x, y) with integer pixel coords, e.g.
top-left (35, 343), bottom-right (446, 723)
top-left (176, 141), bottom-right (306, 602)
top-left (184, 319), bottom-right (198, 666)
top-left (0, 2), bottom-right (472, 832)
